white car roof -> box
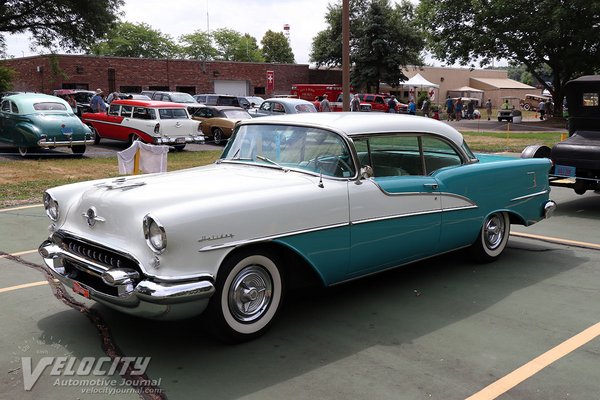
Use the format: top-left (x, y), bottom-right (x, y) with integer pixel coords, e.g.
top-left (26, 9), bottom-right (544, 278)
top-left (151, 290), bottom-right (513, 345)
top-left (241, 112), bottom-right (465, 147)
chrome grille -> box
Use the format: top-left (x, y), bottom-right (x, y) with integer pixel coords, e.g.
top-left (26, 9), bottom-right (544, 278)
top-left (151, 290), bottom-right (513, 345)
top-left (62, 238), bottom-right (137, 271)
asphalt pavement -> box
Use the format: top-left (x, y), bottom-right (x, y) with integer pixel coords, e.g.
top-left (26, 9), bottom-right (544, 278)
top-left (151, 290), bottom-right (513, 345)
top-left (1, 186), bottom-right (599, 400)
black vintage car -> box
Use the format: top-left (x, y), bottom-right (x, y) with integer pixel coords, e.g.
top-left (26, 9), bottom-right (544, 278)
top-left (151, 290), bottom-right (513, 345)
top-left (522, 75), bottom-right (600, 194)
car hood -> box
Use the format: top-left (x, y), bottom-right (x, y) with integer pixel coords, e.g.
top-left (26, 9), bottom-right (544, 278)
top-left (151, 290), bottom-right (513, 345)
top-left (55, 163), bottom-right (323, 239)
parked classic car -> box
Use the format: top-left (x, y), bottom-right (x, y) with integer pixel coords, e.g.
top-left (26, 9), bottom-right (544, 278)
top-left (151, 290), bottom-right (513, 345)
top-left (81, 99), bottom-right (203, 150)
top-left (191, 105), bottom-right (252, 145)
top-left (522, 75), bottom-right (600, 194)
top-left (39, 112), bottom-right (556, 342)
top-left (0, 93), bottom-right (94, 156)
top-left (359, 93), bottom-right (408, 113)
top-left (249, 98), bottom-right (317, 117)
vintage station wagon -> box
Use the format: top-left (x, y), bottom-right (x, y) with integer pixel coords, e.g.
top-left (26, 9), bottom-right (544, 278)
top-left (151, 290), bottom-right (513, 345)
top-left (82, 99), bottom-right (204, 150)
top-left (0, 93), bottom-right (94, 156)
top-left (39, 113), bottom-right (555, 342)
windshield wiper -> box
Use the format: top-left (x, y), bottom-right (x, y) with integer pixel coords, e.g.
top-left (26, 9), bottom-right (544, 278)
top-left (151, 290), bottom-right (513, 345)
top-left (256, 155), bottom-right (286, 170)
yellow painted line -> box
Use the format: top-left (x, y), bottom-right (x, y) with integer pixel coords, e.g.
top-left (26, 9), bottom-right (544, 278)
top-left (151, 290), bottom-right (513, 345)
top-left (0, 280), bottom-right (49, 294)
top-left (511, 231), bottom-right (600, 250)
top-left (0, 204), bottom-right (43, 212)
top-left (466, 321), bottom-right (600, 400)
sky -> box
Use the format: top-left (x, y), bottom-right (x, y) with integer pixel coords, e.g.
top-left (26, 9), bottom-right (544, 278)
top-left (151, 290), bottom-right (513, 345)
top-left (4, 0), bottom-right (351, 64)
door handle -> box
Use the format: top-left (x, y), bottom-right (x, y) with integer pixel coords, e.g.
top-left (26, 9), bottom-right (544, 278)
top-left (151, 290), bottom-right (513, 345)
top-left (423, 183), bottom-right (438, 190)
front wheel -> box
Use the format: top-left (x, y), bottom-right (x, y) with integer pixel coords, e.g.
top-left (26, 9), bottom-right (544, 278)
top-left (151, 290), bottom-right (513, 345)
top-left (470, 212), bottom-right (510, 262)
top-left (18, 146), bottom-right (29, 157)
top-left (206, 249), bottom-right (284, 343)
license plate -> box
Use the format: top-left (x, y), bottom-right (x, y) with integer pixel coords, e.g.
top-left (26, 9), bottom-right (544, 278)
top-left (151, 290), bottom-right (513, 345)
top-left (61, 127), bottom-right (74, 135)
top-left (555, 164), bottom-right (576, 177)
top-left (72, 281), bottom-right (90, 298)
top-left (175, 137), bottom-right (186, 143)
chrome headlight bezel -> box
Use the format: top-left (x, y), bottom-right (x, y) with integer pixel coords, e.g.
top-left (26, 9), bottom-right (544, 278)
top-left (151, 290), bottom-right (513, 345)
top-left (143, 214), bottom-right (167, 254)
top-left (43, 192), bottom-right (59, 221)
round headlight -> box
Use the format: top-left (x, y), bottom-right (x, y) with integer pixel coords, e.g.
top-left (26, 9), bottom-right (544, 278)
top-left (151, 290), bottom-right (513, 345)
top-left (143, 215), bottom-right (167, 254)
top-left (43, 192), bottom-right (59, 221)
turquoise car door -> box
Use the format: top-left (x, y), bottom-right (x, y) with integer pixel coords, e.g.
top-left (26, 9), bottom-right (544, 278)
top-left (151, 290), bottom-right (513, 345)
top-left (0, 100), bottom-right (17, 145)
top-left (348, 135), bottom-right (443, 277)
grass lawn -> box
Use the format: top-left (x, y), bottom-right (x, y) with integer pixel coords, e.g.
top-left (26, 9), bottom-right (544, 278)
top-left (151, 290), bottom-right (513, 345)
top-left (0, 128), bottom-right (564, 208)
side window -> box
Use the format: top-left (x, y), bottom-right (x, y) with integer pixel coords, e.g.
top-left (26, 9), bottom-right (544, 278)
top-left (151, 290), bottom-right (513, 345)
top-left (365, 95), bottom-right (374, 102)
top-left (120, 105), bottom-right (133, 117)
top-left (272, 103), bottom-right (285, 113)
top-left (421, 136), bottom-right (462, 173)
top-left (133, 107), bottom-right (150, 119)
top-left (1, 100), bottom-right (10, 112)
top-left (375, 97), bottom-right (385, 104)
top-left (108, 104), bottom-right (120, 116)
top-left (355, 135), bottom-right (423, 177)
top-left (10, 101), bottom-right (19, 113)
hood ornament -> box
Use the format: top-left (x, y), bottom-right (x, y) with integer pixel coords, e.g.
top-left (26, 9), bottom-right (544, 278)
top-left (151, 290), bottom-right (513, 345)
top-left (82, 207), bottom-right (106, 227)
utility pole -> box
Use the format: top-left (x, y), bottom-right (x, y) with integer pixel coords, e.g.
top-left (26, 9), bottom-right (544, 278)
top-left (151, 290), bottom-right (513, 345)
top-left (342, 0), bottom-right (350, 111)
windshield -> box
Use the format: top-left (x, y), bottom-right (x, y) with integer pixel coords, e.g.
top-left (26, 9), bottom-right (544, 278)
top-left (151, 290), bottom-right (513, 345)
top-left (33, 102), bottom-right (68, 111)
top-left (295, 104), bottom-right (317, 113)
top-left (170, 93), bottom-right (196, 103)
top-left (221, 124), bottom-right (356, 178)
top-left (223, 109), bottom-right (251, 119)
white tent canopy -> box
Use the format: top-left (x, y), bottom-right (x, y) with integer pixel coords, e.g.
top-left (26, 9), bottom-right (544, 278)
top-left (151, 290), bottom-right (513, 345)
top-left (399, 73), bottom-right (439, 89)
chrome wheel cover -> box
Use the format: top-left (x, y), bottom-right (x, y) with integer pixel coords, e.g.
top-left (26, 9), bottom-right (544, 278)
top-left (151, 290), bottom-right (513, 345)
top-left (228, 265), bottom-right (273, 323)
top-left (484, 214), bottom-right (505, 250)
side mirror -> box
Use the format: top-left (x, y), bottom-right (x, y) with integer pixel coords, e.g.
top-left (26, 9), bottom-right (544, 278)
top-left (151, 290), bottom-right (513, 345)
top-left (359, 165), bottom-right (373, 180)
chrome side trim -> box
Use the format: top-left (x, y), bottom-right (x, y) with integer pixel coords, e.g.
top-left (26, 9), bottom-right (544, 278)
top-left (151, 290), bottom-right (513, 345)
top-left (510, 190), bottom-right (549, 202)
top-left (351, 204), bottom-right (478, 225)
top-left (198, 222), bottom-right (350, 252)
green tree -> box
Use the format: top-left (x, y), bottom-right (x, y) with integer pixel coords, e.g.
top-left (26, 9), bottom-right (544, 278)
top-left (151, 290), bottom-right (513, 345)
top-left (179, 30), bottom-right (217, 60)
top-left (310, 0), bottom-right (424, 92)
top-left (416, 0), bottom-right (600, 112)
top-left (0, 64), bottom-right (15, 92)
top-left (261, 30), bottom-right (295, 63)
top-left (233, 34), bottom-right (264, 62)
top-left (90, 22), bottom-right (178, 58)
top-left (212, 28), bottom-right (243, 61)
top-left (0, 0), bottom-right (123, 52)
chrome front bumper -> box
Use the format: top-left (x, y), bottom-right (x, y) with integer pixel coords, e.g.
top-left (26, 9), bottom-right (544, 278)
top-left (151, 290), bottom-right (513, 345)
top-left (39, 240), bottom-right (215, 320)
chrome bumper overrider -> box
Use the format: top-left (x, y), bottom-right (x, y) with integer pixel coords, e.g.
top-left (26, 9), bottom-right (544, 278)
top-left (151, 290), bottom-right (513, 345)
top-left (38, 240), bottom-right (215, 319)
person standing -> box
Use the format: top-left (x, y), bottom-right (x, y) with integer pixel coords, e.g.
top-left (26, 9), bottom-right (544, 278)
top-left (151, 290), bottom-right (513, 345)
top-left (387, 95), bottom-right (397, 113)
top-left (320, 94), bottom-right (331, 112)
top-left (313, 96), bottom-right (321, 111)
top-left (455, 98), bottom-right (463, 121)
top-left (90, 89), bottom-right (107, 113)
top-left (538, 99), bottom-right (546, 120)
top-left (106, 91), bottom-right (120, 103)
top-left (485, 99), bottom-right (493, 120)
top-left (421, 98), bottom-right (430, 117)
top-left (67, 94), bottom-right (78, 114)
top-left (408, 99), bottom-right (416, 115)
top-left (445, 96), bottom-right (454, 121)
top-left (350, 94), bottom-right (361, 112)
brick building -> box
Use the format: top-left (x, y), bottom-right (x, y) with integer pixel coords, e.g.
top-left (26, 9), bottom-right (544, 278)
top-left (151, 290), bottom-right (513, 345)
top-left (3, 54), bottom-right (341, 97)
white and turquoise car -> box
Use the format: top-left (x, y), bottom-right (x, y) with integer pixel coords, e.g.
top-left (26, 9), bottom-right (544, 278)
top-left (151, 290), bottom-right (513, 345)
top-left (39, 113), bottom-right (556, 342)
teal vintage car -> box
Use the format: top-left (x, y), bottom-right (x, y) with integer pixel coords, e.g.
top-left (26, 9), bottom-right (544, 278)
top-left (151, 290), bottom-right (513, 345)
top-left (40, 113), bottom-right (557, 343)
top-left (0, 93), bottom-right (94, 156)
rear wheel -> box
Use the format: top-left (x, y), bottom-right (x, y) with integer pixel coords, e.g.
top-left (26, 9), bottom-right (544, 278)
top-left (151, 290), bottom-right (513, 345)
top-left (206, 249), bottom-right (284, 343)
top-left (173, 144), bottom-right (186, 151)
top-left (90, 125), bottom-right (101, 145)
top-left (18, 146), bottom-right (29, 157)
top-left (212, 128), bottom-right (224, 145)
top-left (470, 212), bottom-right (510, 262)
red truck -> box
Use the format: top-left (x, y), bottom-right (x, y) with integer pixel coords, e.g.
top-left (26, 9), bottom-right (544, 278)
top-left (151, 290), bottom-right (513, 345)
top-left (290, 84), bottom-right (370, 111)
top-left (358, 93), bottom-right (408, 113)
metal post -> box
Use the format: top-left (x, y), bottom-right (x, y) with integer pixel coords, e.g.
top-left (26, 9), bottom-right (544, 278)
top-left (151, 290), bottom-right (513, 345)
top-left (342, 0), bottom-right (350, 111)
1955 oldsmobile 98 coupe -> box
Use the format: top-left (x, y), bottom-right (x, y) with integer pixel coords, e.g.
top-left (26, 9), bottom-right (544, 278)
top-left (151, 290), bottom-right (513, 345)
top-left (39, 113), bottom-right (556, 342)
